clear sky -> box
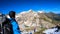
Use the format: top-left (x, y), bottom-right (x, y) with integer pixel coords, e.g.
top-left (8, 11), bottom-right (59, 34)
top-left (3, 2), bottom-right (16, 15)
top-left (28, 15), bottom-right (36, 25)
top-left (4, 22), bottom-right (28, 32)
top-left (0, 0), bottom-right (60, 14)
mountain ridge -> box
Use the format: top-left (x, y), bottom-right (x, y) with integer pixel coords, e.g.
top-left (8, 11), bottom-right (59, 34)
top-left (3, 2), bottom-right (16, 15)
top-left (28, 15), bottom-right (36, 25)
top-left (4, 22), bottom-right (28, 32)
top-left (15, 10), bottom-right (60, 31)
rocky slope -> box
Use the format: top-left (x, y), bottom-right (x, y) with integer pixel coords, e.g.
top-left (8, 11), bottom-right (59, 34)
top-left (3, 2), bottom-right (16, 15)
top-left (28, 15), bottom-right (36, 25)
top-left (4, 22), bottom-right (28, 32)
top-left (15, 10), bottom-right (60, 32)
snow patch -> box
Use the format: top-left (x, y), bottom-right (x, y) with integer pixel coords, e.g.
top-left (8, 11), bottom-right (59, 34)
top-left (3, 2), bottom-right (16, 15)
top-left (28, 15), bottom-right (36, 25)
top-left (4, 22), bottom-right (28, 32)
top-left (38, 11), bottom-right (45, 13)
top-left (43, 28), bottom-right (60, 34)
top-left (20, 11), bottom-right (26, 14)
top-left (6, 15), bottom-right (10, 18)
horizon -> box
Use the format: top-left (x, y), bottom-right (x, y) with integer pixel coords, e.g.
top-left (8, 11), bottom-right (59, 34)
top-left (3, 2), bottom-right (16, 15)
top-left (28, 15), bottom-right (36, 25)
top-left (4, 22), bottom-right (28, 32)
top-left (0, 0), bottom-right (60, 14)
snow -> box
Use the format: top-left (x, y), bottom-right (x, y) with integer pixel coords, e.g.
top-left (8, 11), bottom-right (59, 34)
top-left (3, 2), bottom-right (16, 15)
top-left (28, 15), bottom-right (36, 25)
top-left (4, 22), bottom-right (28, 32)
top-left (43, 28), bottom-right (60, 34)
top-left (29, 9), bottom-right (32, 11)
top-left (24, 21), bottom-right (32, 26)
top-left (16, 15), bottom-right (19, 18)
top-left (53, 31), bottom-right (60, 34)
top-left (20, 11), bottom-right (26, 14)
top-left (38, 11), bottom-right (44, 13)
top-left (6, 15), bottom-right (10, 18)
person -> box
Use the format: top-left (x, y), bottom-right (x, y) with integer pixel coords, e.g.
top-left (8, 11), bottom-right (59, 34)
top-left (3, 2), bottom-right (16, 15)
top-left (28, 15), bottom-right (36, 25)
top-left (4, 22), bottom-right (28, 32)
top-left (9, 11), bottom-right (21, 34)
top-left (0, 13), bottom-right (13, 34)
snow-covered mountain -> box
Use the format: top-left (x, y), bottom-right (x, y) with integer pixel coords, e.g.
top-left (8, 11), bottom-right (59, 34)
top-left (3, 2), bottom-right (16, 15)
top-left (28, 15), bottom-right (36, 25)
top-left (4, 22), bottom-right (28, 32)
top-left (16, 10), bottom-right (60, 31)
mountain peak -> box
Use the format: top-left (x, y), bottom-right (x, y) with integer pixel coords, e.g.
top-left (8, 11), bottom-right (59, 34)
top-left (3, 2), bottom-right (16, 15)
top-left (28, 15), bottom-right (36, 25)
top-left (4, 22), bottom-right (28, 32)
top-left (29, 9), bottom-right (33, 13)
top-left (29, 9), bottom-right (32, 11)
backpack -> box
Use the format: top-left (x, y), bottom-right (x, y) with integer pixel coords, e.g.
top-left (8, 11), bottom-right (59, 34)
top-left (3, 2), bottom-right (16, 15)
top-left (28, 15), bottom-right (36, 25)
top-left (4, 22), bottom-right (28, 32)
top-left (3, 18), bottom-right (13, 34)
top-left (0, 14), bottom-right (13, 34)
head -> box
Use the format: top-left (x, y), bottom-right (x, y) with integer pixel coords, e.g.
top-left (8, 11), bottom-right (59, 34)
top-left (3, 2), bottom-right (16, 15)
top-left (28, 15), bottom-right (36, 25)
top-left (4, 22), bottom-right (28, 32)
top-left (9, 11), bottom-right (16, 18)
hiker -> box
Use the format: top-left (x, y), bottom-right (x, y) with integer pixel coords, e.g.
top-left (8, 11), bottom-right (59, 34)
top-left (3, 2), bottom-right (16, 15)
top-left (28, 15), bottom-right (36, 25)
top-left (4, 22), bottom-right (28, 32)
top-left (0, 13), bottom-right (13, 34)
top-left (9, 11), bottom-right (21, 34)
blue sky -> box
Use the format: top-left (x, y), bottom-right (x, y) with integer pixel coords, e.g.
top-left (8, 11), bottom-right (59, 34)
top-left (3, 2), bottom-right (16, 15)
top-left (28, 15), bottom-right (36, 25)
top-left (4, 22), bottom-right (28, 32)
top-left (0, 0), bottom-right (60, 14)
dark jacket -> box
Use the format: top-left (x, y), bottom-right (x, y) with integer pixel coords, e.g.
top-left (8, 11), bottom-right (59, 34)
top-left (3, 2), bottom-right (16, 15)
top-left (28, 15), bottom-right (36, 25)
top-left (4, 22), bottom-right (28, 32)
top-left (0, 18), bottom-right (13, 34)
